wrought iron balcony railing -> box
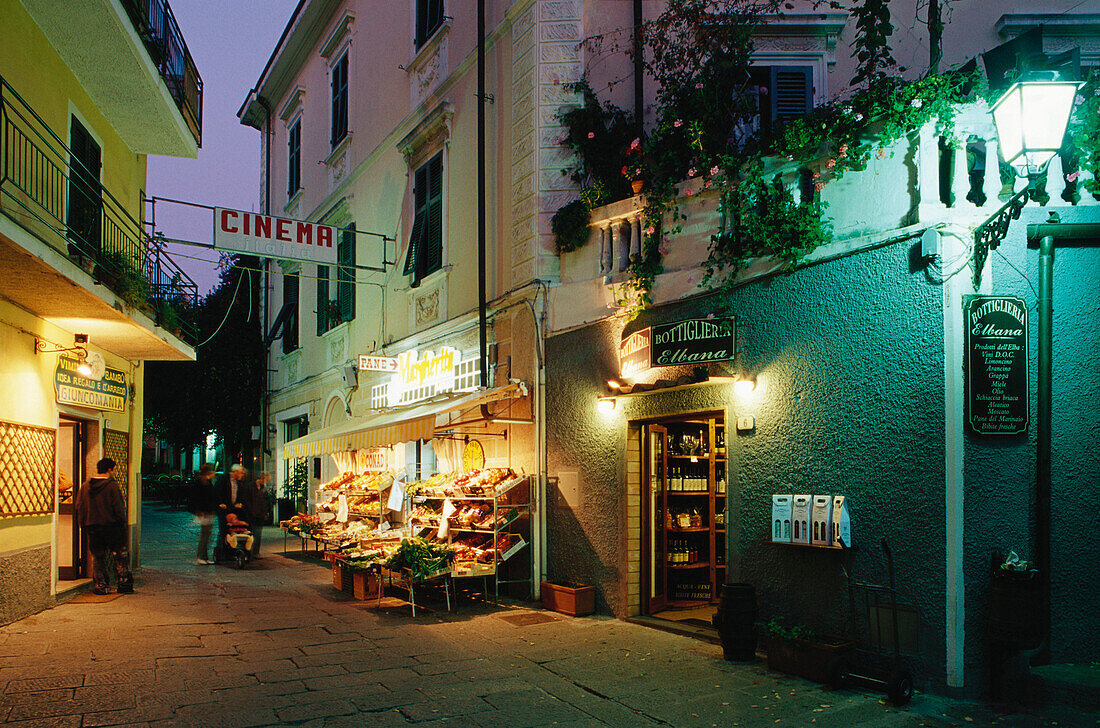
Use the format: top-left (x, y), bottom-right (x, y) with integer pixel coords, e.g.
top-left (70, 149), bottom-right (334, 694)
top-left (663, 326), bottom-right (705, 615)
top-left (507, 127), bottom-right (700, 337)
top-left (120, 0), bottom-right (203, 146)
top-left (0, 75), bottom-right (199, 342)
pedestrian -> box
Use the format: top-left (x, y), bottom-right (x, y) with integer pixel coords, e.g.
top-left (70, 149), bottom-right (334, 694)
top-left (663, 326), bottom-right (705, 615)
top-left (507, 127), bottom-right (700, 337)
top-left (188, 463), bottom-right (217, 565)
top-left (249, 471), bottom-right (272, 559)
top-left (75, 457), bottom-right (133, 595)
top-left (215, 464), bottom-right (252, 562)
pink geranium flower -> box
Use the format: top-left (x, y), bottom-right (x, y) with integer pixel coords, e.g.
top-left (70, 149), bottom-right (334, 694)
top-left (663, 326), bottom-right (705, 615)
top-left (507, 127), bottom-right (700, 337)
top-left (587, 132), bottom-right (595, 139)
top-left (673, 119), bottom-right (683, 128)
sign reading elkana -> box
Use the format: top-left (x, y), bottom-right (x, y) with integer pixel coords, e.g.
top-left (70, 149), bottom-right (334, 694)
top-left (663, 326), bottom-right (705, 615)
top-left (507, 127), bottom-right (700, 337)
top-left (214, 207), bottom-right (338, 265)
top-left (55, 355), bottom-right (127, 412)
top-left (621, 316), bottom-right (735, 377)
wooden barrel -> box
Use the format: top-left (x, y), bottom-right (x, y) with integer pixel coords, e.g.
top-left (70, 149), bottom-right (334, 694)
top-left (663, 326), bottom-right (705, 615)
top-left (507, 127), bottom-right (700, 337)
top-left (715, 582), bottom-right (757, 661)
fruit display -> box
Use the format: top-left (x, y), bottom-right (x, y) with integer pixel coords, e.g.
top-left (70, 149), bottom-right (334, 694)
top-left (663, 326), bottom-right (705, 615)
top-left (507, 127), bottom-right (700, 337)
top-left (279, 514), bottom-right (323, 534)
top-left (405, 468), bottom-right (519, 497)
top-left (317, 490), bottom-right (381, 515)
top-left (384, 537), bottom-right (456, 580)
top-left (320, 468), bottom-right (399, 492)
top-left (450, 532), bottom-right (523, 564)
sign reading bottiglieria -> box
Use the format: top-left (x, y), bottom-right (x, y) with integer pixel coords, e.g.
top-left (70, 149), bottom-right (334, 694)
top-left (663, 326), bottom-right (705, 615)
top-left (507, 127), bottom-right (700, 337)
top-left (620, 316), bottom-right (735, 378)
top-left (965, 295), bottom-right (1028, 435)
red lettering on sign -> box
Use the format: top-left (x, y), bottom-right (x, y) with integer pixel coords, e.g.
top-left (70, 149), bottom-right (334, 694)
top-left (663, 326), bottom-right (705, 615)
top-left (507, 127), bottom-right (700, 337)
top-left (221, 209), bottom-right (238, 233)
top-left (243, 213), bottom-right (250, 235)
top-left (296, 222), bottom-right (312, 246)
top-left (276, 219), bottom-right (291, 242)
top-left (254, 215), bottom-right (270, 238)
top-left (318, 227), bottom-right (333, 247)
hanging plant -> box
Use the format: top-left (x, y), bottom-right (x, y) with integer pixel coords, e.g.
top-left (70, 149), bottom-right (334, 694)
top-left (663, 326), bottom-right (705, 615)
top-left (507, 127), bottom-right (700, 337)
top-left (551, 199), bottom-right (592, 254)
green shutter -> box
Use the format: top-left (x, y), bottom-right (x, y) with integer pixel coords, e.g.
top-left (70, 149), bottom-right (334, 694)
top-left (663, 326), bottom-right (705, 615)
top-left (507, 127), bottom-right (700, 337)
top-left (316, 265), bottom-right (329, 335)
top-left (338, 224), bottom-right (355, 321)
top-left (423, 154), bottom-right (443, 275)
top-left (403, 214), bottom-right (426, 277)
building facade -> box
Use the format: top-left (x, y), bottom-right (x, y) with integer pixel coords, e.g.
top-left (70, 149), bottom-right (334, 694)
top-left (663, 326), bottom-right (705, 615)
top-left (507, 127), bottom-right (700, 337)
top-left (0, 0), bottom-right (201, 623)
top-left (239, 0), bottom-right (1098, 697)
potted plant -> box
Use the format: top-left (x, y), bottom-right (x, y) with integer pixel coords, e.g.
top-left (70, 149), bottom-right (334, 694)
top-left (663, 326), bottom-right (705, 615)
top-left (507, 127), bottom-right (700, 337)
top-left (541, 580), bottom-right (595, 617)
top-left (623, 136), bottom-right (645, 194)
top-left (550, 199), bottom-right (592, 255)
top-left (758, 617), bottom-right (854, 684)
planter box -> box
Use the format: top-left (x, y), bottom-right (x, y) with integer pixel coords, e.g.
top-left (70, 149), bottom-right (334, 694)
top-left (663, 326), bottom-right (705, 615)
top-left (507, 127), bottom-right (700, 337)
top-left (332, 561), bottom-right (350, 592)
top-left (352, 570), bottom-right (379, 600)
top-left (763, 635), bottom-right (854, 684)
top-left (541, 581), bottom-right (595, 617)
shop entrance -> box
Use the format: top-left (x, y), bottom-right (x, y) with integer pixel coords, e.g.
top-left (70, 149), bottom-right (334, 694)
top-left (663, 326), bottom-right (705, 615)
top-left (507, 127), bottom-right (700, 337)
top-left (641, 414), bottom-right (727, 626)
top-left (57, 416), bottom-right (90, 581)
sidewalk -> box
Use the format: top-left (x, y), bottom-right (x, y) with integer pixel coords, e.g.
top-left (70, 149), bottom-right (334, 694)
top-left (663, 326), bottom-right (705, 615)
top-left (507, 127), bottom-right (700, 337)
top-left (0, 504), bottom-right (1090, 727)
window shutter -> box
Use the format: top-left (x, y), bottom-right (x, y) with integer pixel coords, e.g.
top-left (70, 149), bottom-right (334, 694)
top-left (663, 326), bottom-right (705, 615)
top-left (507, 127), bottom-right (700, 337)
top-left (403, 215), bottom-right (426, 277)
top-left (338, 224), bottom-right (355, 321)
top-left (283, 272), bottom-right (299, 353)
top-left (288, 121), bottom-right (301, 198)
top-left (422, 154), bottom-right (443, 276)
top-left (770, 66), bottom-right (813, 121)
top-left (316, 265), bottom-right (329, 335)
top-left (330, 54), bottom-right (348, 148)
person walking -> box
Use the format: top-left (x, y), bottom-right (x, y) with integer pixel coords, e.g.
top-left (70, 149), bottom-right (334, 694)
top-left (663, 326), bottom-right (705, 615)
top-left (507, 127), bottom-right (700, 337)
top-left (188, 463), bottom-right (217, 564)
top-left (249, 471), bottom-right (272, 559)
top-left (75, 457), bottom-right (133, 595)
top-left (215, 465), bottom-right (252, 562)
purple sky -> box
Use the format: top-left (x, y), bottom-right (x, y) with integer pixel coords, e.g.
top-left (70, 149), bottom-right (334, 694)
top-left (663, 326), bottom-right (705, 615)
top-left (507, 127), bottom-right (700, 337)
top-left (146, 0), bottom-right (299, 294)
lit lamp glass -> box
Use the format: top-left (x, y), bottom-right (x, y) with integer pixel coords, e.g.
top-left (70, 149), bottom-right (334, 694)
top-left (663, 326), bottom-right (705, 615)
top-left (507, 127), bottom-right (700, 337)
top-left (77, 359), bottom-right (93, 377)
top-left (597, 398), bottom-right (616, 414)
top-left (991, 80), bottom-right (1080, 177)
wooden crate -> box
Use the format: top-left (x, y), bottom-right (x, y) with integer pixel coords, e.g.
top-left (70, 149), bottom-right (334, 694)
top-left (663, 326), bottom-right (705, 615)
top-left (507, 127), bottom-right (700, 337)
top-left (352, 570), bottom-right (380, 600)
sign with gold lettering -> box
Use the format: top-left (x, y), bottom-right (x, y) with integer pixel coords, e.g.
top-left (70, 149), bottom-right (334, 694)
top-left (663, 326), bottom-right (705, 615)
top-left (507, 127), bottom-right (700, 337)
top-left (55, 355), bottom-right (127, 412)
top-left (621, 316), bottom-right (735, 377)
top-left (966, 296), bottom-right (1028, 435)
top-left (387, 346), bottom-right (460, 406)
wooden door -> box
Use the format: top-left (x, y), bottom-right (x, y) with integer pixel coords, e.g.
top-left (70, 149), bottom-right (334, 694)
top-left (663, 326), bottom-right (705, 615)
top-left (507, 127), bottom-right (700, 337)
top-left (66, 117), bottom-right (101, 256)
top-left (642, 424), bottom-right (669, 613)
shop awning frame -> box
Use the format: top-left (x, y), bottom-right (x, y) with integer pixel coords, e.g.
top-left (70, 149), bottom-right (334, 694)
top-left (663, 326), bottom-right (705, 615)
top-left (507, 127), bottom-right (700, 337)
top-left (281, 381), bottom-right (527, 460)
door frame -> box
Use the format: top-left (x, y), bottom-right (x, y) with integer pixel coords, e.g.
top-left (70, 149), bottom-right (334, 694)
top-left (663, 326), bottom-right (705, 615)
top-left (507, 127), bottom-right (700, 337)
top-left (641, 423), bottom-right (668, 614)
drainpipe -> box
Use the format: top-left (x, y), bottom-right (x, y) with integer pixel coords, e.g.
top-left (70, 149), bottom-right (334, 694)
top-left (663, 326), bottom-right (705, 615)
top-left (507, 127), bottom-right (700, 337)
top-left (1034, 233), bottom-right (1054, 665)
top-left (258, 95), bottom-right (273, 474)
top-left (477, 0), bottom-right (488, 388)
top-left (633, 0), bottom-right (643, 135)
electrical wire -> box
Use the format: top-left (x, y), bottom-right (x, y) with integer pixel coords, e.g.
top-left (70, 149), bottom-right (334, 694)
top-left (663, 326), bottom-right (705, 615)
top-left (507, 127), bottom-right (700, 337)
top-left (994, 248), bottom-right (1041, 306)
top-left (191, 267), bottom-right (245, 348)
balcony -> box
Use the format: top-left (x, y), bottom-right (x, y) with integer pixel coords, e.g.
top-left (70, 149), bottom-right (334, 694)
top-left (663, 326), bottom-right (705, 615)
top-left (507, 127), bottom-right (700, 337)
top-left (551, 103), bottom-right (1100, 333)
top-left (19, 0), bottom-right (202, 156)
top-left (0, 76), bottom-right (198, 361)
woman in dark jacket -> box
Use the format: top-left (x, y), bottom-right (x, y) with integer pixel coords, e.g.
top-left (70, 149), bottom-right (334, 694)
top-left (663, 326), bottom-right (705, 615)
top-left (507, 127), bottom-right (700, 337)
top-left (248, 472), bottom-right (272, 559)
top-left (188, 463), bottom-right (217, 564)
top-left (75, 457), bottom-right (133, 594)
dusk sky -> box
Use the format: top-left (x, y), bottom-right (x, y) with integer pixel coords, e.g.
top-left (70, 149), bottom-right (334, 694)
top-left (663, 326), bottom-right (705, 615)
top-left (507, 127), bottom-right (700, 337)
top-left (146, 0), bottom-right (299, 294)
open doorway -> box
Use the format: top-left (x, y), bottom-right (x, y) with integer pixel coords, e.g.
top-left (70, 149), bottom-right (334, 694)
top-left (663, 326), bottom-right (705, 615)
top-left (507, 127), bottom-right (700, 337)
top-left (57, 416), bottom-right (90, 581)
top-left (641, 413), bottom-right (727, 629)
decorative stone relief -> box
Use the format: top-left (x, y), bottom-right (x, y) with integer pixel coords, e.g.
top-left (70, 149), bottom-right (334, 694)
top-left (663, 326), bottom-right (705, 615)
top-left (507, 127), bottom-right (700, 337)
top-left (330, 148), bottom-right (348, 187)
top-left (329, 335), bottom-right (345, 367)
top-left (414, 288), bottom-right (440, 327)
top-left (286, 359), bottom-right (298, 385)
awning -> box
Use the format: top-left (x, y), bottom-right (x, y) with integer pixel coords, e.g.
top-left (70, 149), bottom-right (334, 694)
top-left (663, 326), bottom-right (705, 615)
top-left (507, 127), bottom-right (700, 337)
top-left (281, 381), bottom-right (527, 460)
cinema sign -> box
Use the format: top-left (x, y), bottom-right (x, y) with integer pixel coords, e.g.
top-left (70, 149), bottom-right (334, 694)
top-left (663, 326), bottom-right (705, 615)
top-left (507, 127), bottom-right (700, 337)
top-left (214, 207), bottom-right (339, 265)
top-left (620, 316), bottom-right (736, 378)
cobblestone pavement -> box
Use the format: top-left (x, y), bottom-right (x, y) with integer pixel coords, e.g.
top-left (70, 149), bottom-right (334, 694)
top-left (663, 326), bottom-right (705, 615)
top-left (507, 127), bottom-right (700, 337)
top-left (0, 504), bottom-right (1091, 727)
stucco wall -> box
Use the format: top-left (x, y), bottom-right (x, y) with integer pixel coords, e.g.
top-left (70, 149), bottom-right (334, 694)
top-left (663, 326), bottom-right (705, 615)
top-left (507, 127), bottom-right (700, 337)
top-left (547, 239), bottom-right (949, 685)
top-left (963, 211), bottom-right (1100, 686)
top-left (0, 544), bottom-right (51, 626)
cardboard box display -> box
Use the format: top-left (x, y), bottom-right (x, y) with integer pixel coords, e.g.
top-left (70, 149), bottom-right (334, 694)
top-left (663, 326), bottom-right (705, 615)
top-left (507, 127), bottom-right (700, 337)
top-left (811, 495), bottom-right (833, 546)
top-left (771, 494), bottom-right (792, 542)
top-left (791, 495), bottom-right (812, 544)
top-left (832, 495), bottom-right (852, 548)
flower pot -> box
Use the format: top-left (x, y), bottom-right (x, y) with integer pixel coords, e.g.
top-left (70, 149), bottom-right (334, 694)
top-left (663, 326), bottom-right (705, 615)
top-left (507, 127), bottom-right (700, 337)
top-left (541, 581), bottom-right (595, 616)
top-left (631, 179), bottom-right (645, 195)
top-left (763, 635), bottom-right (854, 684)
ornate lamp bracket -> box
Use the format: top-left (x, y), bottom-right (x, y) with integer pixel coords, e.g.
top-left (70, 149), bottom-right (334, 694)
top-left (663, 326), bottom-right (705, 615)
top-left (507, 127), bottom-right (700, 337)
top-left (973, 186), bottom-right (1030, 288)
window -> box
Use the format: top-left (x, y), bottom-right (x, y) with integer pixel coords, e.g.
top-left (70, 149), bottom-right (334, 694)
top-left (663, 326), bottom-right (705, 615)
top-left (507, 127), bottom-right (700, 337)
top-left (316, 265), bottom-right (329, 335)
top-left (337, 224), bottom-right (356, 322)
top-left (282, 271), bottom-right (299, 353)
top-left (330, 52), bottom-right (348, 148)
top-left (287, 120), bottom-right (301, 198)
top-left (67, 117), bottom-right (102, 256)
top-left (402, 152), bottom-right (443, 285)
top-left (416, 0), bottom-right (444, 49)
top-left (750, 66), bottom-right (813, 137)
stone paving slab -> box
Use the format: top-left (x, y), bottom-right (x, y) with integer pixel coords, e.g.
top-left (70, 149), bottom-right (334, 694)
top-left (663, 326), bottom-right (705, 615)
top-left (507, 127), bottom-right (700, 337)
top-left (1, 505), bottom-right (1092, 728)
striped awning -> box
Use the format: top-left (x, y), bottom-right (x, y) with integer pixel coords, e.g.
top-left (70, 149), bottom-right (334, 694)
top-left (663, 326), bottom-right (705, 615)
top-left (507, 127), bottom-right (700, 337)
top-left (281, 381), bottom-right (526, 460)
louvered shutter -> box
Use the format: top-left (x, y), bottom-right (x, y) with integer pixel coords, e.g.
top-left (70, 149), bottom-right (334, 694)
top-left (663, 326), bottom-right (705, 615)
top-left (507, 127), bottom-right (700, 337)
top-left (283, 272), bottom-right (299, 353)
top-left (421, 154), bottom-right (443, 276)
top-left (770, 66), bottom-right (813, 121)
top-left (338, 224), bottom-right (355, 321)
top-left (316, 265), bottom-right (329, 335)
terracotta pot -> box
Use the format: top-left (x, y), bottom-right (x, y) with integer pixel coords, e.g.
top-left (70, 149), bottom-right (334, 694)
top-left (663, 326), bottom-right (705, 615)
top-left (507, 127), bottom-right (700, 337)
top-left (631, 179), bottom-right (645, 195)
top-left (541, 581), bottom-right (595, 616)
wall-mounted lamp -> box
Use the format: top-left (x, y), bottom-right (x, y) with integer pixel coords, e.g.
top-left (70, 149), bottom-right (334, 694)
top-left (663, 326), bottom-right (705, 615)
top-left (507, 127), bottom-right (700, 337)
top-left (597, 397), bottom-right (617, 414)
top-left (35, 334), bottom-right (96, 377)
top-left (733, 378), bottom-right (756, 397)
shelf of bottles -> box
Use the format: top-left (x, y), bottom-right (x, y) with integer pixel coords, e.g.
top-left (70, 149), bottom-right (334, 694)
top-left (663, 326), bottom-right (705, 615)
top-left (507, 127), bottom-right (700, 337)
top-left (663, 417), bottom-right (727, 606)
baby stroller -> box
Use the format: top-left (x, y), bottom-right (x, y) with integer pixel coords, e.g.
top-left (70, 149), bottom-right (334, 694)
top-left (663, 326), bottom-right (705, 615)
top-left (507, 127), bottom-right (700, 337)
top-left (216, 512), bottom-right (254, 569)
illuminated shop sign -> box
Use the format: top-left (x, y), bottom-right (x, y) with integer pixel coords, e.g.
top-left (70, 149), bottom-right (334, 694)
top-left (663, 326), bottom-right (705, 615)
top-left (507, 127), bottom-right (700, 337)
top-left (620, 316), bottom-right (735, 377)
top-left (387, 346), bottom-right (459, 406)
top-left (358, 355), bottom-right (398, 372)
top-left (55, 355), bottom-right (127, 412)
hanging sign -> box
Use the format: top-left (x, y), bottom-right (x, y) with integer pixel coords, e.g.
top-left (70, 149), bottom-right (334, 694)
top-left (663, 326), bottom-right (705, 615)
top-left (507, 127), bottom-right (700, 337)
top-left (620, 316), bottom-right (735, 377)
top-left (55, 355), bottom-right (127, 412)
top-left (965, 296), bottom-right (1029, 435)
top-left (387, 346), bottom-right (460, 406)
top-left (213, 207), bottom-right (338, 265)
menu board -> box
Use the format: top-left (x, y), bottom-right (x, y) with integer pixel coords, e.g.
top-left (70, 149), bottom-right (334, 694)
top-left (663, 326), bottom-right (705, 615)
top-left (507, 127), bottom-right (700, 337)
top-left (965, 296), bottom-right (1028, 435)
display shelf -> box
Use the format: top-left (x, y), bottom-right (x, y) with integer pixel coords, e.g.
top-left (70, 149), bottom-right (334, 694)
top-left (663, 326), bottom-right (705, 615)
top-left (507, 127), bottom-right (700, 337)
top-left (668, 562), bottom-right (710, 569)
top-left (668, 526), bottom-right (709, 533)
top-left (770, 540), bottom-right (846, 551)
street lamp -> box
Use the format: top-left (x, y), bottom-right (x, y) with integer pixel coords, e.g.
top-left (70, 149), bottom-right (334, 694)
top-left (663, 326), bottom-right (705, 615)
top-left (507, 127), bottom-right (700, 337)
top-left (973, 76), bottom-right (1080, 287)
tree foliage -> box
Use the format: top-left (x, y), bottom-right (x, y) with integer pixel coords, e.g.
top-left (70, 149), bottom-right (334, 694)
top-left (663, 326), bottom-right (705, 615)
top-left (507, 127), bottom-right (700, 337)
top-left (144, 254), bottom-right (264, 467)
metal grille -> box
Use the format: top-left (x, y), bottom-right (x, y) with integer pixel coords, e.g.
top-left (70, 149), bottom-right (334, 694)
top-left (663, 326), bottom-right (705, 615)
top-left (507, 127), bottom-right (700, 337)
top-left (0, 420), bottom-right (56, 516)
top-left (103, 429), bottom-right (130, 505)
